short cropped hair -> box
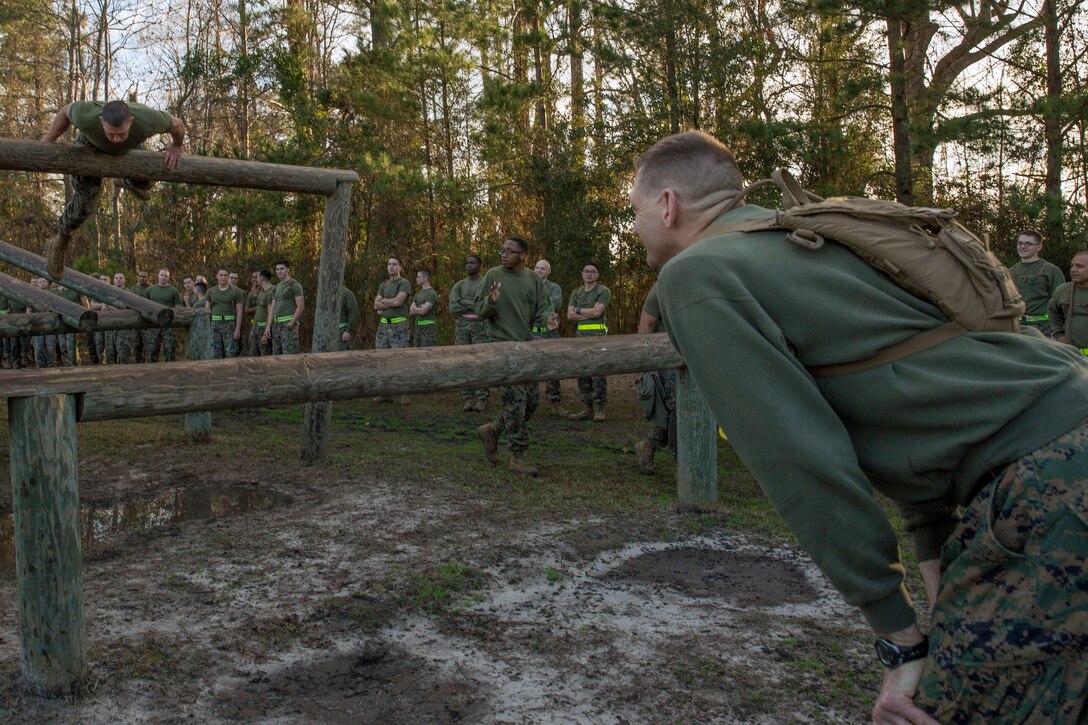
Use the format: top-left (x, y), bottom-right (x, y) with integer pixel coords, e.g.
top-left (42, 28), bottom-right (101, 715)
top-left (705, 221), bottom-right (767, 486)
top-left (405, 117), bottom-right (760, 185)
top-left (1018, 229), bottom-right (1043, 244)
top-left (466, 254), bottom-right (482, 264)
top-left (101, 101), bottom-right (132, 127)
top-left (194, 282), bottom-right (207, 293)
top-left (274, 259), bottom-right (290, 269)
top-left (634, 131), bottom-right (744, 199)
top-left (259, 269), bottom-right (273, 281)
top-left (583, 262), bottom-right (600, 273)
top-left (417, 269), bottom-right (431, 280)
top-left (506, 236), bottom-right (529, 252)
top-left (388, 256), bottom-right (403, 266)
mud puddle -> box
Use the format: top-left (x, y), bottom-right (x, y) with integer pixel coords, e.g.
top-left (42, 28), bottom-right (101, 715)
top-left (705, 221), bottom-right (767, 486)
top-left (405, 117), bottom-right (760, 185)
top-left (0, 486), bottom-right (291, 573)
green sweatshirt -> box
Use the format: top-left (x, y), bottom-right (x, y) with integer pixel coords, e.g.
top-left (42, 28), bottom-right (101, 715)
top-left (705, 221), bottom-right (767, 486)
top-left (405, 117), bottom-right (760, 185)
top-left (1049, 282), bottom-right (1088, 349)
top-left (339, 287), bottom-right (360, 330)
top-left (1011, 259), bottom-right (1065, 315)
top-left (474, 266), bottom-right (553, 342)
top-left (448, 276), bottom-right (485, 316)
top-left (658, 203), bottom-right (1088, 634)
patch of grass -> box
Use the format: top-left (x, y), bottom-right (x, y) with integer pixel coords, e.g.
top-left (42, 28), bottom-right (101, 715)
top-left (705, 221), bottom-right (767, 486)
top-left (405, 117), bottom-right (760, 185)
top-left (543, 566), bottom-right (562, 582)
top-left (107, 636), bottom-right (182, 681)
top-left (398, 560), bottom-right (488, 614)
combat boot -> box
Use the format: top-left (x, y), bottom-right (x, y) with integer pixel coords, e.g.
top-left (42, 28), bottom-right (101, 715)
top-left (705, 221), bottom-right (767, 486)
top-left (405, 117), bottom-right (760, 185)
top-left (46, 230), bottom-right (71, 280)
top-left (478, 423), bottom-right (499, 465)
top-left (568, 405), bottom-right (593, 421)
top-left (508, 451), bottom-right (539, 476)
top-left (635, 438), bottom-right (656, 474)
top-left (592, 402), bottom-right (607, 422)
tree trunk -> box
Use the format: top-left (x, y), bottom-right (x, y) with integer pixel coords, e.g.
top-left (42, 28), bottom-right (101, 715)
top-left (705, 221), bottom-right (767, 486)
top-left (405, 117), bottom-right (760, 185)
top-left (886, 16), bottom-right (913, 205)
top-left (1043, 0), bottom-right (1063, 246)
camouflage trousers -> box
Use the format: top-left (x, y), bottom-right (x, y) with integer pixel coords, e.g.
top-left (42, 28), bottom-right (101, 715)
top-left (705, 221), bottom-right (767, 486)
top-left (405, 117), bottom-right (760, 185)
top-left (375, 320), bottom-right (409, 350)
top-left (495, 382), bottom-right (539, 453)
top-left (143, 328), bottom-right (178, 362)
top-left (576, 329), bottom-right (608, 405)
top-left (250, 324), bottom-right (272, 356)
top-left (916, 419), bottom-right (1088, 723)
top-left (0, 337), bottom-right (19, 369)
top-left (84, 331), bottom-right (101, 365)
top-left (31, 335), bottom-right (59, 368)
top-left (271, 320), bottom-right (300, 355)
top-left (455, 317), bottom-right (490, 402)
top-left (414, 323), bottom-right (437, 348)
top-left (647, 368), bottom-right (678, 458)
top-left (57, 332), bottom-right (77, 366)
top-left (210, 319), bottom-right (240, 359)
top-left (105, 330), bottom-right (137, 364)
top-left (533, 327), bottom-right (562, 401)
top-left (59, 133), bottom-right (151, 235)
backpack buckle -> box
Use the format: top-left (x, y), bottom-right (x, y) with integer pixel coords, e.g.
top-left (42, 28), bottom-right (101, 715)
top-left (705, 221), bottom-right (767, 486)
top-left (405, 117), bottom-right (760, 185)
top-left (785, 228), bottom-right (825, 250)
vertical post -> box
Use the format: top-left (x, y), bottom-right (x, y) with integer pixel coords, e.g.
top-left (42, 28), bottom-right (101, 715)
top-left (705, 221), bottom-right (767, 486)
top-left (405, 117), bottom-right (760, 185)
top-left (9, 394), bottom-right (88, 696)
top-left (185, 309), bottom-right (212, 444)
top-left (675, 368), bottom-right (717, 510)
top-left (302, 180), bottom-right (351, 463)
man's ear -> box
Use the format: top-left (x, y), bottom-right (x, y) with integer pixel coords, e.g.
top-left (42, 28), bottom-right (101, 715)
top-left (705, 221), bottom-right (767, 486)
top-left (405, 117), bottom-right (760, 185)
top-left (661, 188), bottom-right (679, 228)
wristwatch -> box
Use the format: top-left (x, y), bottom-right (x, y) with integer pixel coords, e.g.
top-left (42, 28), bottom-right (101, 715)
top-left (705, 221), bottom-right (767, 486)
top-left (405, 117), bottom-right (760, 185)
top-left (874, 636), bottom-right (929, 668)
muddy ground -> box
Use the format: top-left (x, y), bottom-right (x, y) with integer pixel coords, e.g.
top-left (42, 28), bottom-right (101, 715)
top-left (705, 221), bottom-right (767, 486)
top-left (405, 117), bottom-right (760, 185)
top-left (0, 380), bottom-right (909, 723)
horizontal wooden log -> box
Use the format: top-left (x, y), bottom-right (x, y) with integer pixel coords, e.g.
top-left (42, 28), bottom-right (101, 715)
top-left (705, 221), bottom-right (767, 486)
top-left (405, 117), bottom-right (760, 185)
top-left (0, 139), bottom-right (359, 196)
top-left (0, 333), bottom-right (683, 422)
top-left (0, 308), bottom-right (194, 337)
top-left (0, 271), bottom-right (96, 331)
top-left (0, 241), bottom-right (173, 327)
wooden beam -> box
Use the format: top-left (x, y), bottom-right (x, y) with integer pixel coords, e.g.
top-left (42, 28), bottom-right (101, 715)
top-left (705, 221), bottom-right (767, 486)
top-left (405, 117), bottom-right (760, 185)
top-left (184, 309), bottom-right (212, 444)
top-left (8, 394), bottom-right (88, 696)
top-left (0, 139), bottom-right (359, 196)
top-left (0, 333), bottom-right (683, 422)
top-left (0, 240), bottom-right (173, 327)
top-left (302, 180), bottom-right (351, 464)
top-left (0, 308), bottom-right (194, 337)
top-left (675, 368), bottom-right (718, 511)
top-left (0, 271), bottom-right (95, 331)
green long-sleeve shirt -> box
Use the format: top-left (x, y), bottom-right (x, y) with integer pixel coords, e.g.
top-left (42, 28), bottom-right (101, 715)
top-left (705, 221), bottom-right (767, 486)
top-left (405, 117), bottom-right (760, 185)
top-left (339, 287), bottom-right (360, 331)
top-left (1011, 259), bottom-right (1065, 315)
top-left (473, 266), bottom-right (553, 342)
top-left (449, 276), bottom-right (485, 316)
top-left (657, 204), bottom-right (1088, 634)
top-left (1049, 282), bottom-right (1088, 349)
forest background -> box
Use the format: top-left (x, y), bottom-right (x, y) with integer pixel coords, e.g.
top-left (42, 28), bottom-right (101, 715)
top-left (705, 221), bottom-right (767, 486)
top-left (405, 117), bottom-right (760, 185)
top-left (1, 0), bottom-right (1086, 340)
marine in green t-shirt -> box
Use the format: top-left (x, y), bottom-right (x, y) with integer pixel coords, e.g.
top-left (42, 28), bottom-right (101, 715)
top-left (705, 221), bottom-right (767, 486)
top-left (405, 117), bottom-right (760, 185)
top-left (338, 286), bottom-right (360, 350)
top-left (267, 260), bottom-right (304, 355)
top-left (449, 255), bottom-right (490, 410)
top-left (42, 100), bottom-right (186, 280)
top-left (532, 258), bottom-right (564, 408)
top-left (206, 269), bottom-right (244, 359)
top-left (1010, 230), bottom-right (1066, 337)
top-left (249, 270), bottom-right (275, 357)
top-left (373, 257), bottom-right (412, 352)
top-left (566, 263), bottom-right (611, 421)
top-left (1049, 252), bottom-right (1088, 352)
top-left (410, 270), bottom-right (439, 348)
top-left (141, 269), bottom-right (184, 362)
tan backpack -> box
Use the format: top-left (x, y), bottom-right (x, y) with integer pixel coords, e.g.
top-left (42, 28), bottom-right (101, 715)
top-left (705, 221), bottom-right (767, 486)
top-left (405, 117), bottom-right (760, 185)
top-left (700, 170), bottom-right (1025, 376)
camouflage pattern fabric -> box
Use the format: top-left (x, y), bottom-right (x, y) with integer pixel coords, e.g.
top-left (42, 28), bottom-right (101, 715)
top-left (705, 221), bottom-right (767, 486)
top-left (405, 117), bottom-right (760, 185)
top-left (210, 319), bottom-right (240, 358)
top-left (533, 327), bottom-right (562, 401)
top-left (83, 331), bottom-right (101, 365)
top-left (104, 330), bottom-right (136, 364)
top-left (647, 368), bottom-right (678, 457)
top-left (59, 134), bottom-right (151, 235)
top-left (414, 324), bottom-right (438, 348)
top-left (250, 326), bottom-right (272, 356)
top-left (575, 329), bottom-right (608, 405)
top-left (57, 332), bottom-right (78, 366)
top-left (271, 320), bottom-right (300, 355)
top-left (455, 317), bottom-right (489, 402)
top-left (916, 419), bottom-right (1088, 724)
top-left (375, 320), bottom-right (409, 349)
top-left (2, 337), bottom-right (22, 369)
top-left (495, 383), bottom-right (539, 453)
top-left (31, 335), bottom-right (58, 368)
top-left (143, 328), bottom-right (178, 362)
top-left (92, 331), bottom-right (106, 364)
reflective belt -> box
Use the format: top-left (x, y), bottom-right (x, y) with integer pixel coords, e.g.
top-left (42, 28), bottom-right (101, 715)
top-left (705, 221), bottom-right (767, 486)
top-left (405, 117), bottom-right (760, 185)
top-left (254, 321), bottom-right (267, 328)
top-left (416, 319), bottom-right (436, 326)
top-left (577, 323), bottom-right (607, 331)
top-left (0, 311), bottom-right (7, 315)
top-left (338, 322), bottom-right (348, 329)
top-left (531, 326), bottom-right (549, 333)
top-left (1021, 314), bottom-right (1049, 323)
top-left (211, 315), bottom-right (237, 321)
top-left (1080, 348), bottom-right (1088, 356)
top-left (275, 315), bottom-right (294, 323)
top-left (380, 316), bottom-right (408, 324)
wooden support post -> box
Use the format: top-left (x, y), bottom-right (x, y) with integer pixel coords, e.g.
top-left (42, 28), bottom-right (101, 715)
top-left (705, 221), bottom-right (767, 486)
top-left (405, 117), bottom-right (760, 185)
top-left (0, 270), bottom-right (96, 330)
top-left (675, 368), bottom-right (717, 511)
top-left (301, 180), bottom-right (351, 464)
top-left (184, 308), bottom-right (212, 444)
top-left (0, 241), bottom-right (172, 327)
top-left (8, 394), bottom-right (88, 696)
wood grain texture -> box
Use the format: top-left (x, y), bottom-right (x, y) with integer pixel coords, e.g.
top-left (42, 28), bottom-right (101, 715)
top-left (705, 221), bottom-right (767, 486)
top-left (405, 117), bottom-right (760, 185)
top-left (0, 139), bottom-right (358, 195)
top-left (0, 333), bottom-right (683, 421)
top-left (0, 271), bottom-right (96, 330)
top-left (0, 241), bottom-right (173, 326)
top-left (0, 308), bottom-right (194, 337)
top-left (675, 368), bottom-right (718, 511)
top-left (302, 180), bottom-right (351, 464)
top-left (184, 308), bottom-right (212, 444)
top-left (8, 394), bottom-right (88, 696)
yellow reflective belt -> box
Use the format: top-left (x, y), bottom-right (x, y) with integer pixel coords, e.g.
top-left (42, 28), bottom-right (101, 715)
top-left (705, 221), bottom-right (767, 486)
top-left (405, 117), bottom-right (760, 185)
top-left (416, 319), bottom-right (436, 326)
top-left (531, 326), bottom-right (548, 332)
top-left (338, 322), bottom-right (348, 329)
top-left (0, 311), bottom-right (7, 315)
top-left (275, 315), bottom-right (294, 323)
top-left (1021, 314), bottom-right (1049, 323)
top-left (255, 321), bottom-right (267, 328)
top-left (380, 316), bottom-right (408, 324)
top-left (211, 315), bottom-right (237, 321)
top-left (577, 323), bottom-right (607, 331)
top-left (1080, 348), bottom-right (1088, 356)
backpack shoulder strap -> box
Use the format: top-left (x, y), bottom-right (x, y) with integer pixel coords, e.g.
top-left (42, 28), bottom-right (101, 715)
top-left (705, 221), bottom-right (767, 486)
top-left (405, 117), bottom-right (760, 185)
top-left (808, 322), bottom-right (967, 377)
